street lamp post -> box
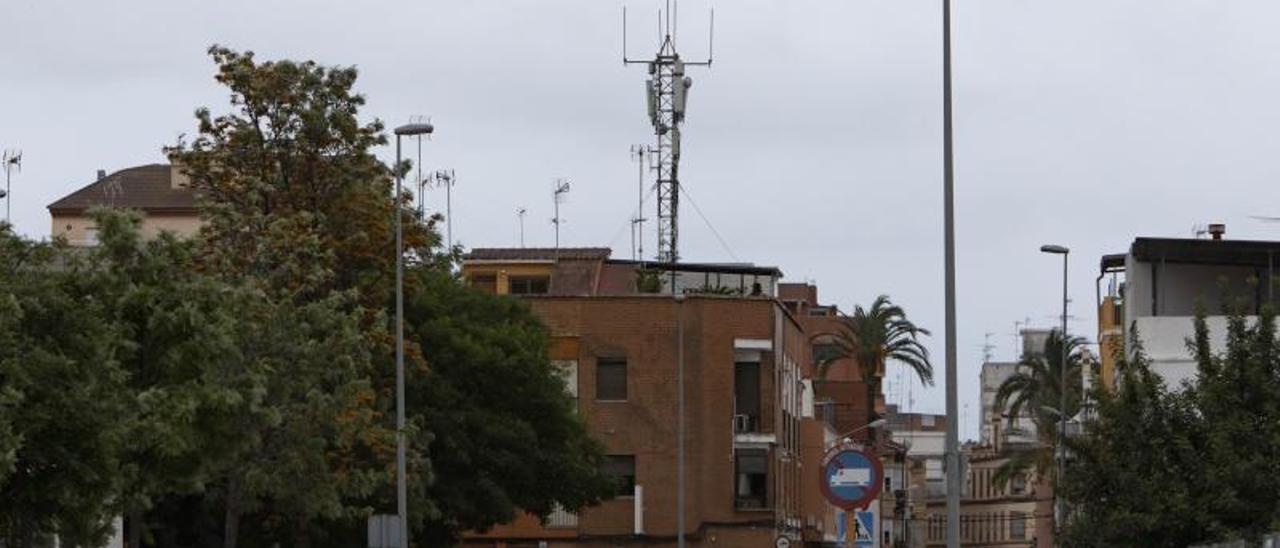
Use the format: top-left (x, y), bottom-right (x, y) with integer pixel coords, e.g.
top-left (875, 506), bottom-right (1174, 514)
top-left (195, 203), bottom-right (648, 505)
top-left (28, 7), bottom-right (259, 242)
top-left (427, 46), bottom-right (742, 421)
top-left (674, 293), bottom-right (686, 548)
top-left (1040, 244), bottom-right (1069, 545)
top-left (394, 122), bottom-right (433, 548)
top-left (941, 0), bottom-right (961, 547)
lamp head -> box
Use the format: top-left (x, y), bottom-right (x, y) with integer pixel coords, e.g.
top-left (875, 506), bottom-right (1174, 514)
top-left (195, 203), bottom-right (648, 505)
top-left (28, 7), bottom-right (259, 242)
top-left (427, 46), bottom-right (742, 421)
top-left (1040, 244), bottom-right (1069, 255)
top-left (394, 123), bottom-right (434, 136)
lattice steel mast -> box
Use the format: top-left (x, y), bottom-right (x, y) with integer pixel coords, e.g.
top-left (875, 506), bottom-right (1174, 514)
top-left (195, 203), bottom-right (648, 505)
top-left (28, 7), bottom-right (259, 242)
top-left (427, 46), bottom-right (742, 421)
top-left (624, 2), bottom-right (712, 263)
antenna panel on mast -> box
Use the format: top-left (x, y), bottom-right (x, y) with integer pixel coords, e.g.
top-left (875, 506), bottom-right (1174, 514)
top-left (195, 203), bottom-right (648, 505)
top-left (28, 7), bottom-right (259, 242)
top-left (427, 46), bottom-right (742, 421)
top-left (623, 1), bottom-right (713, 264)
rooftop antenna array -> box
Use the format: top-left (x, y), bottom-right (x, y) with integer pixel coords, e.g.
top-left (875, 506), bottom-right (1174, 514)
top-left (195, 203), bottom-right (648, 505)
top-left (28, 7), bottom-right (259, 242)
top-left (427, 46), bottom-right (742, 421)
top-left (629, 144), bottom-right (651, 261)
top-left (2, 150), bottom-right (21, 224)
top-left (516, 207), bottom-right (528, 248)
top-left (1012, 317), bottom-right (1032, 360)
top-left (430, 169), bottom-right (457, 250)
top-left (552, 178), bottom-right (571, 253)
top-left (624, 0), bottom-right (713, 263)
top-left (104, 173), bottom-right (123, 208)
top-left (408, 114), bottom-right (432, 219)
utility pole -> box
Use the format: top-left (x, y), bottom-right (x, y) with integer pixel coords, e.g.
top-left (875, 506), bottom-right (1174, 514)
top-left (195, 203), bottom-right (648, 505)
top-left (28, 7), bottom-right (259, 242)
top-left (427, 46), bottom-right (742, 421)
top-left (941, 0), bottom-right (961, 546)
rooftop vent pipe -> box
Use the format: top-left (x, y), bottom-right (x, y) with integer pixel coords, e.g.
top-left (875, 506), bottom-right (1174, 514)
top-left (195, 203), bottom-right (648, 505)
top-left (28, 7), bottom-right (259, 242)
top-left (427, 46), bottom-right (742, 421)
top-left (1209, 223), bottom-right (1226, 240)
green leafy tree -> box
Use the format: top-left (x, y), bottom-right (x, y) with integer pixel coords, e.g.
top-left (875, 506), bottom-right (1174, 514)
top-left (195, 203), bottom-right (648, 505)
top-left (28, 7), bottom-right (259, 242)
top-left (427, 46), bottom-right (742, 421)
top-left (1188, 298), bottom-right (1280, 540)
top-left (0, 223), bottom-right (132, 545)
top-left (1064, 292), bottom-right (1280, 546)
top-left (820, 295), bottom-right (933, 428)
top-left (1060, 333), bottom-right (1209, 547)
top-left (166, 45), bottom-right (613, 545)
top-left (404, 270), bottom-right (613, 544)
top-left (991, 330), bottom-right (1087, 488)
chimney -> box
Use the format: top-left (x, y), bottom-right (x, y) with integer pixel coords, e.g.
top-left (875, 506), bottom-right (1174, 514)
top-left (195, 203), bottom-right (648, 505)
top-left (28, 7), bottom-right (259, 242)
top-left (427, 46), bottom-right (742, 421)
top-left (169, 164), bottom-right (191, 189)
top-left (97, 169), bottom-right (106, 180)
top-left (1208, 223), bottom-right (1226, 241)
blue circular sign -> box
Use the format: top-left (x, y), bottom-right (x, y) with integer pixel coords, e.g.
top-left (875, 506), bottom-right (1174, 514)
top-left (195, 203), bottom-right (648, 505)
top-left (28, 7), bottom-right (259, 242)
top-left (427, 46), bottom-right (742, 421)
top-left (819, 446), bottom-right (884, 510)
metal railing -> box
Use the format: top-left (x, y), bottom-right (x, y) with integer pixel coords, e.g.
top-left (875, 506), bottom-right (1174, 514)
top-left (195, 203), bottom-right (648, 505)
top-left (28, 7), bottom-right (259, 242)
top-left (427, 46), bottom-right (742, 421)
top-left (546, 506), bottom-right (579, 528)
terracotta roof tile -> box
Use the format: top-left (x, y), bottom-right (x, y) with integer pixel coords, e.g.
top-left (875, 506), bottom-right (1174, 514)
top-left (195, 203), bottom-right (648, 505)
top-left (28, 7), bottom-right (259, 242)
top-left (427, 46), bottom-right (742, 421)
top-left (48, 164), bottom-right (196, 214)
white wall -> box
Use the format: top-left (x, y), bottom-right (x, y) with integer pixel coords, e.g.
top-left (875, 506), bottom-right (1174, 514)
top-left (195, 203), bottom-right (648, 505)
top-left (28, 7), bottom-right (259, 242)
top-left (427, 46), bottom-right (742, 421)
top-left (1131, 315), bottom-right (1250, 388)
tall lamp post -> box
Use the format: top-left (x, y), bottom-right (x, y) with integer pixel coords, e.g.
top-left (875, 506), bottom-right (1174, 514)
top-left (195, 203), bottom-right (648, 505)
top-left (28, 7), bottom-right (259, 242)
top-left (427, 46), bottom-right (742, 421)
top-left (674, 292), bottom-right (686, 548)
top-left (1039, 243), bottom-right (1069, 545)
top-left (394, 122), bottom-right (433, 548)
top-left (940, 0), bottom-right (961, 546)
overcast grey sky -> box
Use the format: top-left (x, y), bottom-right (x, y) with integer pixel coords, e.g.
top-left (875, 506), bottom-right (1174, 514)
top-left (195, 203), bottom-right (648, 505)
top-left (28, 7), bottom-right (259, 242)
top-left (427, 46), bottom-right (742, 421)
top-left (6, 1), bottom-right (1280, 440)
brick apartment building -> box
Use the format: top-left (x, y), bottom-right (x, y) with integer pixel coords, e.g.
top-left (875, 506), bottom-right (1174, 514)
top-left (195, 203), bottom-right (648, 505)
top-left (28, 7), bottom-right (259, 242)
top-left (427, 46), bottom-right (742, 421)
top-left (459, 249), bottom-right (877, 547)
top-left (45, 160), bottom-right (895, 546)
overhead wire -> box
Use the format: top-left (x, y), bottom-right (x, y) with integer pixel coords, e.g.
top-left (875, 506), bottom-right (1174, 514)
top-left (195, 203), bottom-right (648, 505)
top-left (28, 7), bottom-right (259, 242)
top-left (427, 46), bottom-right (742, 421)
top-left (678, 182), bottom-right (738, 262)
top-left (606, 183), bottom-right (660, 253)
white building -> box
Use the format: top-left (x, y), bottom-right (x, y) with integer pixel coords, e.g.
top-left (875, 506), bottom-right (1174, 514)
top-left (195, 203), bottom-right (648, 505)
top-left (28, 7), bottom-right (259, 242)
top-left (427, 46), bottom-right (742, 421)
top-left (1103, 225), bottom-right (1276, 388)
top-left (979, 329), bottom-right (1051, 446)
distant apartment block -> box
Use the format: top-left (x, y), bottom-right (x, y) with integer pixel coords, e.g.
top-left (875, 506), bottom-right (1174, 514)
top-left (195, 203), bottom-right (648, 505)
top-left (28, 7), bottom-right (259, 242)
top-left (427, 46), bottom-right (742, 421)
top-left (979, 329), bottom-right (1051, 446)
top-left (919, 444), bottom-right (1051, 548)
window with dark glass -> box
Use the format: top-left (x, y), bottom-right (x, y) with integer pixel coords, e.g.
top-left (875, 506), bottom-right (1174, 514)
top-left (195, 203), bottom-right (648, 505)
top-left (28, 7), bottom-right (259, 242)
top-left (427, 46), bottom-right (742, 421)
top-left (734, 362), bottom-right (760, 432)
top-left (596, 358), bottom-right (627, 401)
top-left (812, 342), bottom-right (841, 365)
top-left (603, 455), bottom-right (635, 496)
top-left (1009, 511), bottom-right (1026, 540)
top-left (509, 275), bottom-right (550, 295)
top-left (735, 449), bottom-right (768, 509)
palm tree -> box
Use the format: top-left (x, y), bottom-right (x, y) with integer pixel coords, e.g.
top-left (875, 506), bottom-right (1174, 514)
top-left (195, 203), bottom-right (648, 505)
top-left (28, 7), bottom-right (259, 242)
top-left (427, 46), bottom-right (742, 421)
top-left (819, 295), bottom-right (934, 428)
top-left (991, 329), bottom-right (1088, 488)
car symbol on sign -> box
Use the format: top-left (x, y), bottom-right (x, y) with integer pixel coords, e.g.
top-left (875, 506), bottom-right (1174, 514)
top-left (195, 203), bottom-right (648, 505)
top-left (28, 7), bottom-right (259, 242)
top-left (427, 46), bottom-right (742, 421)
top-left (830, 468), bottom-right (871, 488)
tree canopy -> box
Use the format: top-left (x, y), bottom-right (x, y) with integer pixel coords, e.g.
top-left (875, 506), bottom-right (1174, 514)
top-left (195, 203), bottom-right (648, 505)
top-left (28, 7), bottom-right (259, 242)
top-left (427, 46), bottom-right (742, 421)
top-left (1064, 296), bottom-right (1280, 546)
top-left (1, 45), bottom-right (612, 547)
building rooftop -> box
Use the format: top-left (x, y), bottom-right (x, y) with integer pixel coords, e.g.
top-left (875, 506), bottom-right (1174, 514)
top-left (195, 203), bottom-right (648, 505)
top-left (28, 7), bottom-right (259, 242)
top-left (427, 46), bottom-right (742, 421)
top-left (48, 164), bottom-right (196, 215)
top-left (1129, 237), bottom-right (1280, 267)
top-left (463, 247), bottom-right (783, 277)
top-left (464, 247), bottom-right (613, 261)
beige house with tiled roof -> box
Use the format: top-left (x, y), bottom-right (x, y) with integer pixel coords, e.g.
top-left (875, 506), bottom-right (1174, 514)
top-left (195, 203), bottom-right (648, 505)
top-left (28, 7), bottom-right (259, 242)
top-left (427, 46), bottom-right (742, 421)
top-left (47, 163), bottom-right (200, 245)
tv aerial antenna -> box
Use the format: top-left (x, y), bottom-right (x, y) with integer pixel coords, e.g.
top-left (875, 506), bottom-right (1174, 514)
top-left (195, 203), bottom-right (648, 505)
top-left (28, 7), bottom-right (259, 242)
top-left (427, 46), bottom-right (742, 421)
top-left (429, 169), bottom-right (457, 250)
top-left (516, 207), bottom-right (528, 248)
top-left (623, 0), bottom-right (713, 263)
top-left (2, 150), bottom-right (21, 224)
top-left (629, 144), bottom-right (651, 261)
top-left (552, 178), bottom-right (571, 253)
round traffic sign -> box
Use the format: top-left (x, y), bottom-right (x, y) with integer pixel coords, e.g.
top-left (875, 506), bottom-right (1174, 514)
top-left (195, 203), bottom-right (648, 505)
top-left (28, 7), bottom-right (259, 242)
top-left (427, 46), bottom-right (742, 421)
top-left (774, 535), bottom-right (791, 548)
top-left (818, 445), bottom-right (884, 510)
